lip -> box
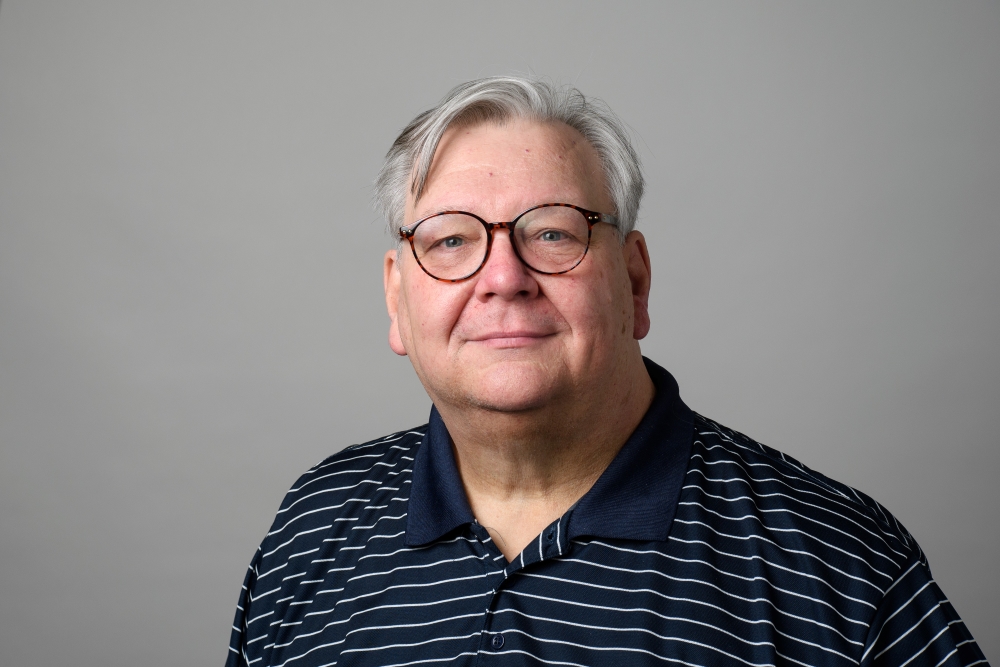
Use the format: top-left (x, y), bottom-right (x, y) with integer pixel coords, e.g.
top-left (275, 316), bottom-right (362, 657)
top-left (467, 331), bottom-right (554, 347)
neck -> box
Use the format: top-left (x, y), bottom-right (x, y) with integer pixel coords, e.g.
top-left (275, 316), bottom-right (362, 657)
top-left (433, 355), bottom-right (655, 561)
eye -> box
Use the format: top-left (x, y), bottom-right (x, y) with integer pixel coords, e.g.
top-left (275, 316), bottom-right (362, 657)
top-left (539, 230), bottom-right (566, 242)
top-left (441, 236), bottom-right (464, 248)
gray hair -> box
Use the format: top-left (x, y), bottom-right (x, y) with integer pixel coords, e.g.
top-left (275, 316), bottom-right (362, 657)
top-left (373, 76), bottom-right (644, 243)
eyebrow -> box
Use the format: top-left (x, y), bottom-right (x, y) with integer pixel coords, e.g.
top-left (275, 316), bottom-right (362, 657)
top-left (413, 201), bottom-right (576, 222)
top-left (422, 205), bottom-right (472, 214)
top-left (411, 205), bottom-right (479, 222)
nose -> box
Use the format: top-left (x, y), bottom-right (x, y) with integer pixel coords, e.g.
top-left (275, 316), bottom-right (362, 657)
top-left (474, 227), bottom-right (540, 301)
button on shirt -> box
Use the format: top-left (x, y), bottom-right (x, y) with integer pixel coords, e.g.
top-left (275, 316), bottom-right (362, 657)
top-left (226, 359), bottom-right (988, 666)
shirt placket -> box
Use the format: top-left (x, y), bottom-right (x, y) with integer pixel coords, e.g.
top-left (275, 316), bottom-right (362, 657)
top-left (469, 515), bottom-right (570, 662)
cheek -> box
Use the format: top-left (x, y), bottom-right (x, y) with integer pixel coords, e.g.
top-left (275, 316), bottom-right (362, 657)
top-left (400, 278), bottom-right (470, 345)
top-left (577, 262), bottom-right (634, 338)
top-left (554, 273), bottom-right (622, 338)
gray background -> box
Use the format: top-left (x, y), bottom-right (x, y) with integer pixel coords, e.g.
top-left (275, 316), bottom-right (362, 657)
top-left (1, 1), bottom-right (997, 664)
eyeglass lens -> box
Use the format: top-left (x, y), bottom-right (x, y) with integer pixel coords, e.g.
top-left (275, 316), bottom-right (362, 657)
top-left (410, 207), bottom-right (590, 280)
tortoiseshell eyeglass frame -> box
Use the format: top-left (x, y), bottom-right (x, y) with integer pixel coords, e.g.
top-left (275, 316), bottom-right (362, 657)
top-left (398, 203), bottom-right (618, 283)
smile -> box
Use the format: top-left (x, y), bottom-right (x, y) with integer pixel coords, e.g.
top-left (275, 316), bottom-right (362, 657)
top-left (468, 331), bottom-right (554, 348)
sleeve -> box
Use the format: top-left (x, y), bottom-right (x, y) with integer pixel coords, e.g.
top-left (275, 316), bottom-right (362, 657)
top-left (860, 554), bottom-right (989, 667)
top-left (225, 546), bottom-right (262, 667)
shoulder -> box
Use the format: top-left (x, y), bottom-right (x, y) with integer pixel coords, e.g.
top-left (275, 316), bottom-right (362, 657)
top-left (227, 425), bottom-right (428, 664)
top-left (681, 412), bottom-right (920, 586)
top-left (264, 425), bottom-right (428, 540)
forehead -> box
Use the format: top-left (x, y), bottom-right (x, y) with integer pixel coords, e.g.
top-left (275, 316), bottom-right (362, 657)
top-left (408, 119), bottom-right (609, 220)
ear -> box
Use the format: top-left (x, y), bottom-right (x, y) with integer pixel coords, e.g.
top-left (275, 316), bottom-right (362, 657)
top-left (623, 231), bottom-right (652, 340)
top-left (383, 249), bottom-right (408, 356)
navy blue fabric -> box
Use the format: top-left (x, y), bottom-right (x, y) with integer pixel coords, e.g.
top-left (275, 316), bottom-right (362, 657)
top-left (226, 359), bottom-right (988, 667)
top-left (404, 405), bottom-right (475, 547)
top-left (566, 360), bottom-right (692, 542)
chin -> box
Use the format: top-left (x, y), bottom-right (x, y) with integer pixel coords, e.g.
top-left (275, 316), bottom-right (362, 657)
top-left (457, 362), bottom-right (563, 414)
top-left (465, 392), bottom-right (551, 414)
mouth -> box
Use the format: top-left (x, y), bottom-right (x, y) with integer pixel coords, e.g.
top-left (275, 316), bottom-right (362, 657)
top-left (467, 331), bottom-right (555, 348)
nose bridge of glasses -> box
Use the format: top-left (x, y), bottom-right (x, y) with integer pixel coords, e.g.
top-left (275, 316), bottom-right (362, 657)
top-left (480, 220), bottom-right (520, 259)
top-left (471, 219), bottom-right (535, 282)
top-left (482, 220), bottom-right (521, 259)
top-left (483, 220), bottom-right (518, 234)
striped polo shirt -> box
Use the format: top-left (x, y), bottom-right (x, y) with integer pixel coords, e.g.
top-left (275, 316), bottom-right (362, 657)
top-left (226, 359), bottom-right (988, 666)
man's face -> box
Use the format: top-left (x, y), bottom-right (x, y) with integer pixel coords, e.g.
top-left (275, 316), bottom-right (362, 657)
top-left (384, 119), bottom-right (650, 415)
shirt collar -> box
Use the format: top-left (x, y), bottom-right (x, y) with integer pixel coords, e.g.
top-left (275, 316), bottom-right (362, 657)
top-left (404, 357), bottom-right (694, 547)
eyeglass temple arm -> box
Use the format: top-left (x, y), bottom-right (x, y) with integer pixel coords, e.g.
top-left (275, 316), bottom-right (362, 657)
top-left (589, 212), bottom-right (618, 226)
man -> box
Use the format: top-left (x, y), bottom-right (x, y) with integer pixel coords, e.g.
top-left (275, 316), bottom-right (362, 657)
top-left (226, 77), bottom-right (987, 666)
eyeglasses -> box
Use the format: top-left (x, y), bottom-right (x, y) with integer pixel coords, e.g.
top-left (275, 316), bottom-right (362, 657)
top-left (398, 203), bottom-right (618, 282)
